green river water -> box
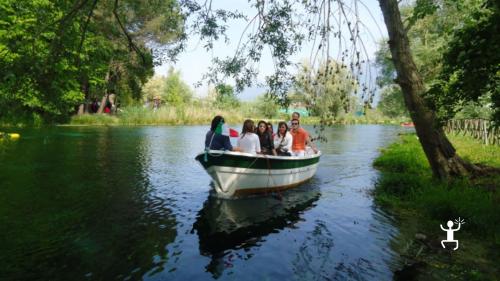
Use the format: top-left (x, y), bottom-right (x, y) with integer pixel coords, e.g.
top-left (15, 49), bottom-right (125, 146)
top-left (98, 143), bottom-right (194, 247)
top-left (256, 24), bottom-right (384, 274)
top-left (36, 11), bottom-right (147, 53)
top-left (0, 125), bottom-right (411, 280)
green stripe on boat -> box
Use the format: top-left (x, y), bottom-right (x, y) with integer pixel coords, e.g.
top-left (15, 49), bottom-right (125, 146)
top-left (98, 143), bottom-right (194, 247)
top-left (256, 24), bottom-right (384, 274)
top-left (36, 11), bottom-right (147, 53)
top-left (195, 152), bottom-right (320, 170)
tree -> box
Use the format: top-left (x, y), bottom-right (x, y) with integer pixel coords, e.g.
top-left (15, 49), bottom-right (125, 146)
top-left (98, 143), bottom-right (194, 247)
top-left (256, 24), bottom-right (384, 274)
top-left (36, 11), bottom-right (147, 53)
top-left (0, 0), bottom-right (87, 123)
top-left (0, 0), bottom-right (184, 122)
top-left (375, 43), bottom-right (408, 118)
top-left (142, 76), bottom-right (167, 103)
top-left (430, 0), bottom-right (499, 123)
top-left (256, 94), bottom-right (280, 119)
top-left (183, 0), bottom-right (482, 178)
top-left (377, 86), bottom-right (407, 118)
top-left (295, 60), bottom-right (357, 119)
top-left (214, 84), bottom-right (240, 108)
top-left (378, 0), bottom-right (479, 178)
top-left (163, 67), bottom-right (192, 106)
top-left (375, 0), bottom-right (496, 124)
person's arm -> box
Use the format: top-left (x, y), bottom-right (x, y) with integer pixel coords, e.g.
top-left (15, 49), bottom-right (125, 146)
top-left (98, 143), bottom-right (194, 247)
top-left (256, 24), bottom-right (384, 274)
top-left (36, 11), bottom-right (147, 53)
top-left (306, 134), bottom-right (318, 153)
top-left (204, 131), bottom-right (212, 148)
top-left (285, 133), bottom-right (293, 152)
top-left (254, 135), bottom-right (262, 154)
top-left (269, 134), bottom-right (275, 149)
top-left (231, 136), bottom-right (241, 152)
top-left (268, 134), bottom-right (277, 155)
top-left (273, 135), bottom-right (280, 148)
top-left (223, 135), bottom-right (233, 151)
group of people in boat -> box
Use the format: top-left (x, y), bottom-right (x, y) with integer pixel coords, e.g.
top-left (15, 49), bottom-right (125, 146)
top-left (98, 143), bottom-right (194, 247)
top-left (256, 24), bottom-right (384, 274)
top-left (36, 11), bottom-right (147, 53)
top-left (205, 112), bottom-right (318, 157)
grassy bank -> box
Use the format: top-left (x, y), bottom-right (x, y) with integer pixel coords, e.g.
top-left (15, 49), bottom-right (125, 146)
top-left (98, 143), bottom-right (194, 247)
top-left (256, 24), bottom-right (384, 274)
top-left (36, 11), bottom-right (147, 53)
top-left (374, 134), bottom-right (500, 280)
top-left (70, 105), bottom-right (249, 126)
top-left (68, 105), bottom-right (406, 126)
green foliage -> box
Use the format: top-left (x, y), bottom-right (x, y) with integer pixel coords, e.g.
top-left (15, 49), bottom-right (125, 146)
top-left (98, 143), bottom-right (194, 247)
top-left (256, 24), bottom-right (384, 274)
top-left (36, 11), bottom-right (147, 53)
top-left (374, 135), bottom-right (430, 175)
top-left (294, 60), bottom-right (357, 119)
top-left (374, 41), bottom-right (409, 119)
top-left (431, 0), bottom-right (500, 123)
top-left (256, 94), bottom-right (280, 119)
top-left (374, 0), bottom-right (497, 122)
top-left (374, 134), bottom-right (500, 241)
top-left (374, 135), bottom-right (500, 280)
top-left (0, 0), bottom-right (183, 124)
top-left (214, 84), bottom-right (240, 108)
top-left (163, 67), bottom-right (192, 106)
top-left (454, 94), bottom-right (494, 120)
top-left (70, 104), bottom-right (248, 125)
top-left (70, 113), bottom-right (119, 125)
top-left (377, 86), bottom-right (408, 118)
top-left (374, 42), bottom-right (397, 88)
top-left (0, 0), bottom-right (85, 123)
top-left (142, 75), bottom-right (166, 102)
top-left (183, 0), bottom-right (371, 106)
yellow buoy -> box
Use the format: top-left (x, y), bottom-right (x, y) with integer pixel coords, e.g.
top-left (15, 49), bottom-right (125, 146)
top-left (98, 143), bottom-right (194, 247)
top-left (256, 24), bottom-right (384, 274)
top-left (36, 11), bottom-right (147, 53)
top-left (9, 133), bottom-right (20, 139)
top-left (0, 132), bottom-right (20, 140)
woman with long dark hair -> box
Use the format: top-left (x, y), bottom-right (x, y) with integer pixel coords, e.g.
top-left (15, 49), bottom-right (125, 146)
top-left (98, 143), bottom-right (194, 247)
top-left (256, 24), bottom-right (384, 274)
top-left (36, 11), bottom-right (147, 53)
top-left (256, 120), bottom-right (276, 155)
top-left (273, 121), bottom-right (293, 156)
top-left (205, 115), bottom-right (239, 151)
top-left (237, 119), bottom-right (261, 155)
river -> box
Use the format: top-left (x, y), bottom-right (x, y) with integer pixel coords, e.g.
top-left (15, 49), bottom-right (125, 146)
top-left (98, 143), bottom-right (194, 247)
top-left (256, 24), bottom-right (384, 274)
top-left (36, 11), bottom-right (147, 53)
top-left (0, 125), bottom-right (409, 280)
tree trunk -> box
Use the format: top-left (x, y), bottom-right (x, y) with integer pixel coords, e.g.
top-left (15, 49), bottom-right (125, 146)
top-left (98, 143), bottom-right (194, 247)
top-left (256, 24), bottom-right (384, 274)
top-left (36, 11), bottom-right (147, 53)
top-left (77, 104), bottom-right (85, 115)
top-left (97, 94), bottom-right (108, 114)
top-left (97, 67), bottom-right (111, 114)
top-left (77, 79), bottom-right (90, 115)
top-left (378, 0), bottom-right (478, 179)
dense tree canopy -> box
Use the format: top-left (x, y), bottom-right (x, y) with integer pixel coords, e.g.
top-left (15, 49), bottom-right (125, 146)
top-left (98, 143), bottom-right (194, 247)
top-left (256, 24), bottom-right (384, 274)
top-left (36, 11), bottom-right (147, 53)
top-left (214, 83), bottom-right (240, 108)
top-left (431, 0), bottom-right (499, 123)
top-left (374, 0), bottom-right (498, 123)
top-left (1, 0), bottom-right (496, 178)
top-left (294, 60), bottom-right (357, 119)
top-left (0, 0), bottom-right (183, 123)
top-left (163, 67), bottom-right (192, 105)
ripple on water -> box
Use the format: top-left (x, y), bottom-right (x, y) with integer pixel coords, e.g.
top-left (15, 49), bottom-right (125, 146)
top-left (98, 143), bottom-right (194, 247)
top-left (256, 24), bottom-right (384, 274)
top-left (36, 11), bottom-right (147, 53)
top-left (0, 125), bottom-right (407, 280)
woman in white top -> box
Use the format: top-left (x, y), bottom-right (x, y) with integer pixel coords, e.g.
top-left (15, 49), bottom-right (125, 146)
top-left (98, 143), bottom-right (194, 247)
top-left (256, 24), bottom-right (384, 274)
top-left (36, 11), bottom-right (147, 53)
top-left (273, 121), bottom-right (293, 156)
top-left (237, 119), bottom-right (261, 155)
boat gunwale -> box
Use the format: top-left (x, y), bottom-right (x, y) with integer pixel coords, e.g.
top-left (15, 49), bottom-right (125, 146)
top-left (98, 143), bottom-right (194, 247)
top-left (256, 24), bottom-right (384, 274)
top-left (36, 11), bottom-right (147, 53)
top-left (196, 150), bottom-right (321, 161)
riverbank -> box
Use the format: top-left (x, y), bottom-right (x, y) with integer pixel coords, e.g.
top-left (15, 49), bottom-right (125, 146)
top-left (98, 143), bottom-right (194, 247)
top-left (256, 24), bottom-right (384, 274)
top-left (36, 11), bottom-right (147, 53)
top-left (68, 106), bottom-right (405, 126)
top-left (374, 134), bottom-right (500, 280)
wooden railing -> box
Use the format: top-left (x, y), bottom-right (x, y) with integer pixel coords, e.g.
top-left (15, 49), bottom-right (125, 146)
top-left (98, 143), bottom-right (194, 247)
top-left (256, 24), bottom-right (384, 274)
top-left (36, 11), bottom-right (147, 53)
top-left (444, 119), bottom-right (499, 145)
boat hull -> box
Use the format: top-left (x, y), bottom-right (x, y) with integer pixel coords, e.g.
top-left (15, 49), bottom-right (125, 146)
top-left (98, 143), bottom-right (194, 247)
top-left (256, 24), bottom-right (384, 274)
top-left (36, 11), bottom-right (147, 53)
top-left (195, 151), bottom-right (320, 197)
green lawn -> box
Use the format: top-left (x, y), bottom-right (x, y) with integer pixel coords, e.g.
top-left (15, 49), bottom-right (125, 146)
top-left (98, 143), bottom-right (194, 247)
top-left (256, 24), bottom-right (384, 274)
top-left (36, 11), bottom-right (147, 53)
top-left (373, 133), bottom-right (500, 280)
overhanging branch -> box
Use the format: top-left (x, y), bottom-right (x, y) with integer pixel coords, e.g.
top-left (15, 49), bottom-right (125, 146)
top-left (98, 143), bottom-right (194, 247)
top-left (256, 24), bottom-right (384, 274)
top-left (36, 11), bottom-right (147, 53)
top-left (113, 0), bottom-right (147, 64)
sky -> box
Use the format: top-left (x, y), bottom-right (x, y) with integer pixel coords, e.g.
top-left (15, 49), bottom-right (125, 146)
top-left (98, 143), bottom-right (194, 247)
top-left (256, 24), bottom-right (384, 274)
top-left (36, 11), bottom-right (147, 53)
top-left (155, 0), bottom-right (388, 101)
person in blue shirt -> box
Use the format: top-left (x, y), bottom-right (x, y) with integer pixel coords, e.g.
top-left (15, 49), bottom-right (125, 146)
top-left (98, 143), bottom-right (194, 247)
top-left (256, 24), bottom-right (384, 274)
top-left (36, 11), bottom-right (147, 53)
top-left (205, 115), bottom-right (240, 151)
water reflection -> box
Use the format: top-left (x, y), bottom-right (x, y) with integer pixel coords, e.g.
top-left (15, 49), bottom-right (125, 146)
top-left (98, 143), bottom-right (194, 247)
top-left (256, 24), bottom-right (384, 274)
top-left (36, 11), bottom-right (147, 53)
top-left (0, 125), bottom-right (408, 281)
top-left (193, 187), bottom-right (321, 278)
top-left (0, 127), bottom-right (177, 280)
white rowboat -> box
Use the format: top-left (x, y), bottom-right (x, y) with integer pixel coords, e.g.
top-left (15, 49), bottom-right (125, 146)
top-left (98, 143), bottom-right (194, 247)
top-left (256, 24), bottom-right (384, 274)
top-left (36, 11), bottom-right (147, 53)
top-left (195, 150), bottom-right (321, 197)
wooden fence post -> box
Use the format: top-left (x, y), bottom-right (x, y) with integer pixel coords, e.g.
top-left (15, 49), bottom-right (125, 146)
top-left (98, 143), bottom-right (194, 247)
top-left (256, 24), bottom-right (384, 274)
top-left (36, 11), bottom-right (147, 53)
top-left (444, 119), bottom-right (498, 146)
